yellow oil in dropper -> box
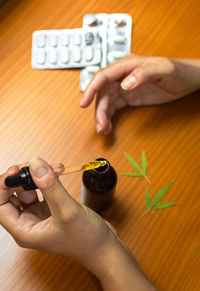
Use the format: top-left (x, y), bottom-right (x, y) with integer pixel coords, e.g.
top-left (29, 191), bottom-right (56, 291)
top-left (59, 160), bottom-right (107, 176)
top-left (81, 160), bottom-right (107, 171)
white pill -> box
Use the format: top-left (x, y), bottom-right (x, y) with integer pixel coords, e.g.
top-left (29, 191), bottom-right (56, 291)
top-left (73, 48), bottom-right (81, 62)
top-left (61, 34), bottom-right (70, 46)
top-left (37, 34), bottom-right (46, 47)
top-left (85, 66), bottom-right (100, 74)
top-left (111, 50), bottom-right (127, 59)
top-left (113, 35), bottom-right (126, 44)
top-left (49, 34), bottom-right (58, 47)
top-left (61, 49), bottom-right (70, 64)
top-left (96, 43), bottom-right (101, 49)
top-left (72, 33), bottom-right (81, 46)
top-left (48, 50), bottom-right (57, 64)
top-left (36, 51), bottom-right (46, 64)
top-left (94, 48), bottom-right (101, 62)
top-left (84, 46), bottom-right (93, 61)
top-left (107, 27), bottom-right (117, 36)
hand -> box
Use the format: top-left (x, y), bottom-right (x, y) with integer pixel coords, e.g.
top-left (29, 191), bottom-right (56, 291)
top-left (80, 54), bottom-right (200, 134)
top-left (0, 158), bottom-right (155, 291)
top-left (0, 158), bottom-right (157, 290)
top-left (0, 158), bottom-right (118, 272)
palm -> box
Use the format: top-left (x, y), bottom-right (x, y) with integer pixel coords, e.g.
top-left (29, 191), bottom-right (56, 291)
top-left (18, 201), bottom-right (51, 231)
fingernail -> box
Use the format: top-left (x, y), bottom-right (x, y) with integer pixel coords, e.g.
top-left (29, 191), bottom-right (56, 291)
top-left (53, 163), bottom-right (65, 174)
top-left (96, 123), bottom-right (102, 133)
top-left (30, 157), bottom-right (48, 178)
top-left (121, 76), bottom-right (136, 90)
top-left (7, 165), bottom-right (18, 173)
top-left (80, 98), bottom-right (84, 107)
top-left (56, 163), bottom-right (64, 169)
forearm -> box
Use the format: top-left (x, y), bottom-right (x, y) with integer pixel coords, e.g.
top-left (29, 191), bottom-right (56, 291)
top-left (91, 238), bottom-right (157, 291)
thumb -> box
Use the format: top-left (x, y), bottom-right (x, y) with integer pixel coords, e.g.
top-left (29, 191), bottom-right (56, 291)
top-left (120, 57), bottom-right (174, 90)
top-left (29, 157), bottom-right (79, 219)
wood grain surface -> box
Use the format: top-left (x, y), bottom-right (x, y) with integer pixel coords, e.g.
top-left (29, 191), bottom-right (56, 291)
top-left (0, 0), bottom-right (200, 290)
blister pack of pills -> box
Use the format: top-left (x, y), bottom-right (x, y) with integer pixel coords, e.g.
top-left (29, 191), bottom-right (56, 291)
top-left (32, 28), bottom-right (102, 69)
top-left (80, 13), bottom-right (132, 91)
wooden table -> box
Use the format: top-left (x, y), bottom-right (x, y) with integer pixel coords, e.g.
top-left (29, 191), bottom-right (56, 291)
top-left (0, 0), bottom-right (200, 290)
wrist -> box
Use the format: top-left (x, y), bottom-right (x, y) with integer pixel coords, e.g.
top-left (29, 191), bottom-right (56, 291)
top-left (172, 58), bottom-right (200, 95)
top-left (90, 235), bottom-right (157, 291)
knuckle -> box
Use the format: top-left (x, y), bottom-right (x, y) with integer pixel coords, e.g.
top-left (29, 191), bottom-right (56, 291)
top-left (13, 231), bottom-right (29, 247)
top-left (15, 238), bottom-right (27, 248)
top-left (159, 57), bottom-right (175, 74)
top-left (93, 69), bottom-right (106, 82)
top-left (60, 210), bottom-right (77, 224)
top-left (39, 172), bottom-right (57, 191)
top-left (128, 52), bottom-right (138, 59)
top-left (59, 205), bottom-right (82, 225)
top-left (93, 69), bottom-right (102, 79)
top-left (128, 53), bottom-right (144, 64)
top-left (11, 224), bottom-right (37, 248)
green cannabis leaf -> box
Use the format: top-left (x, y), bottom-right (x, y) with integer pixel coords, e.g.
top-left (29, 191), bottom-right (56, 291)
top-left (142, 151), bottom-right (147, 174)
top-left (151, 181), bottom-right (173, 207)
top-left (121, 151), bottom-right (151, 183)
top-left (141, 182), bottom-right (179, 218)
top-left (153, 202), bottom-right (179, 209)
top-left (121, 173), bottom-right (143, 177)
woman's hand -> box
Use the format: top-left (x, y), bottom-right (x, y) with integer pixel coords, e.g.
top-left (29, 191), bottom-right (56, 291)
top-left (0, 157), bottom-right (157, 290)
top-left (0, 158), bottom-right (118, 272)
top-left (80, 54), bottom-right (200, 134)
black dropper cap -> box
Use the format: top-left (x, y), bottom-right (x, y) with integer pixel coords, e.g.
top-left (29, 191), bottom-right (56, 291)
top-left (5, 167), bottom-right (37, 191)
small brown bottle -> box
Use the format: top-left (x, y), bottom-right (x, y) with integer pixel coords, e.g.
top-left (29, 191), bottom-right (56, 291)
top-left (81, 158), bottom-right (117, 212)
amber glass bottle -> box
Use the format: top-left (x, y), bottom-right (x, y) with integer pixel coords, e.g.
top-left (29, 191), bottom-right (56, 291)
top-left (81, 158), bottom-right (117, 213)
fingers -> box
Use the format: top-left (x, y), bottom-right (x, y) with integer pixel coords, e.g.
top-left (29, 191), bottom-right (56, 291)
top-left (51, 163), bottom-right (65, 175)
top-left (95, 91), bottom-right (111, 134)
top-left (121, 57), bottom-right (175, 91)
top-left (97, 111), bottom-right (113, 135)
top-left (0, 166), bottom-right (19, 205)
top-left (16, 189), bottom-right (39, 209)
top-left (4, 163), bottom-right (39, 209)
top-left (9, 194), bottom-right (21, 212)
top-left (3, 162), bottom-right (65, 210)
top-left (80, 54), bottom-right (138, 108)
top-left (29, 157), bottom-right (79, 219)
top-left (16, 162), bottom-right (65, 208)
top-left (0, 168), bottom-right (21, 233)
top-left (94, 84), bottom-right (128, 134)
top-left (0, 166), bottom-right (38, 234)
top-left (121, 75), bottom-right (137, 90)
top-left (81, 55), bottom-right (175, 108)
top-left (0, 159), bottom-right (71, 237)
